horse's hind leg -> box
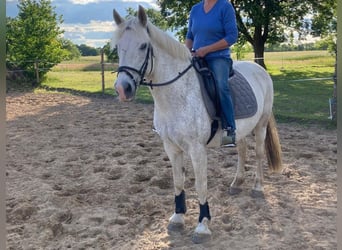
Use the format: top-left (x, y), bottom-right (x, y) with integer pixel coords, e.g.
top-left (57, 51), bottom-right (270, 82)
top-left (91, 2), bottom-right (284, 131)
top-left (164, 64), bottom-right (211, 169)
top-left (229, 138), bottom-right (247, 195)
top-left (163, 140), bottom-right (186, 231)
top-left (251, 124), bottom-right (267, 198)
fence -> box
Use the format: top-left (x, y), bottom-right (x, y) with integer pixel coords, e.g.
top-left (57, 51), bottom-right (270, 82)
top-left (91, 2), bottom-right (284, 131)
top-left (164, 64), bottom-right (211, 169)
top-left (6, 50), bottom-right (336, 121)
top-left (7, 60), bottom-right (41, 85)
top-left (6, 50), bottom-right (117, 95)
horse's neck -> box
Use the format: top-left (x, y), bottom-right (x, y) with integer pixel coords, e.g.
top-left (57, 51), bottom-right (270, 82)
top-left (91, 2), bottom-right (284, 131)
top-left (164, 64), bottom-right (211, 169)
top-left (148, 51), bottom-right (201, 113)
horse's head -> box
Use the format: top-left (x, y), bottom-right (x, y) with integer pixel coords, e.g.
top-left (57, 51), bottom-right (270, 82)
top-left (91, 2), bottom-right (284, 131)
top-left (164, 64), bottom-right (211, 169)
top-left (112, 5), bottom-right (153, 101)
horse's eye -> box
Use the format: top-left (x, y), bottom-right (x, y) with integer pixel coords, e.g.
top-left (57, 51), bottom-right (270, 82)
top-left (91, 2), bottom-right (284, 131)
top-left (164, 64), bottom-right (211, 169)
top-left (139, 43), bottom-right (147, 50)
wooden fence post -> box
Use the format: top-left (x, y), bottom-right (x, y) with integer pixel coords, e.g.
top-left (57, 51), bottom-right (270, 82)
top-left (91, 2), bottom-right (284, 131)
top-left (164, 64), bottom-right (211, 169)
top-left (34, 60), bottom-right (39, 86)
top-left (332, 57), bottom-right (337, 121)
top-left (101, 49), bottom-right (105, 95)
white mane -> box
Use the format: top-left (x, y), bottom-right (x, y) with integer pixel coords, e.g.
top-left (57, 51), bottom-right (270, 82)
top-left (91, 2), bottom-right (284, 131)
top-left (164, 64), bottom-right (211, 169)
top-left (111, 16), bottom-right (191, 62)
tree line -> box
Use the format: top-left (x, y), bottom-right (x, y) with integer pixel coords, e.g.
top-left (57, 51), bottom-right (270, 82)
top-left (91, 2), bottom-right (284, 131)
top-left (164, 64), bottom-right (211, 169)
top-left (157, 0), bottom-right (336, 69)
top-left (6, 0), bottom-right (336, 83)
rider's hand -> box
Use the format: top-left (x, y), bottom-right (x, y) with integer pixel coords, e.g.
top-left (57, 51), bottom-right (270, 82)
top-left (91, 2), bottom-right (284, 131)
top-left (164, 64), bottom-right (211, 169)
top-left (195, 46), bottom-right (209, 58)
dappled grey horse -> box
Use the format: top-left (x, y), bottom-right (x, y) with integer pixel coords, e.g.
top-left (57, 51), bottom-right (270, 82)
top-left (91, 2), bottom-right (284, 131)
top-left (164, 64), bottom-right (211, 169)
top-left (112, 6), bottom-right (282, 244)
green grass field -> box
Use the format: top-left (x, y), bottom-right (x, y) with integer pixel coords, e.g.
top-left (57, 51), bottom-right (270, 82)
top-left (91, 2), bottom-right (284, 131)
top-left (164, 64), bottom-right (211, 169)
top-left (264, 51), bottom-right (335, 126)
top-left (40, 50), bottom-right (336, 127)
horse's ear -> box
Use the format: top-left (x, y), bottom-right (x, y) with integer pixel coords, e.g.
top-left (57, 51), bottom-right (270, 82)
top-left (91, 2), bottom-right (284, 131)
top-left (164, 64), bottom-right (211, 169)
top-left (113, 9), bottom-right (124, 25)
top-left (138, 5), bottom-right (147, 27)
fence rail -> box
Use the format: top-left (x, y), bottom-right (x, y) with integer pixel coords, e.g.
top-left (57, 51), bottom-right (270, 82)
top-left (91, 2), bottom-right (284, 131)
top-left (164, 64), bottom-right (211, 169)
top-left (6, 52), bottom-right (336, 121)
top-left (6, 51), bottom-right (335, 94)
top-left (7, 59), bottom-right (58, 86)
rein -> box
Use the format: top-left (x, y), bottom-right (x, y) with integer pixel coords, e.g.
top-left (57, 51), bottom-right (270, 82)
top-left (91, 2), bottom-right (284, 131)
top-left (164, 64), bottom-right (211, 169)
top-left (117, 43), bottom-right (193, 89)
top-left (141, 63), bottom-right (193, 88)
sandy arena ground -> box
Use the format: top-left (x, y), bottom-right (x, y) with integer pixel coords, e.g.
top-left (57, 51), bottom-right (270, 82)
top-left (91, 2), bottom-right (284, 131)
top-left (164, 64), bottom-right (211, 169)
top-left (6, 91), bottom-right (337, 249)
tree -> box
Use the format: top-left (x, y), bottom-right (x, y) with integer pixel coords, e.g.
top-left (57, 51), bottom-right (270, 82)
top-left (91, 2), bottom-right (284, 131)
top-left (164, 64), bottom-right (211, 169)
top-left (311, 0), bottom-right (336, 37)
top-left (6, 0), bottom-right (65, 83)
top-left (311, 0), bottom-right (336, 56)
top-left (157, 0), bottom-right (324, 69)
top-left (126, 7), bottom-right (169, 31)
top-left (76, 44), bottom-right (100, 56)
top-left (105, 7), bottom-right (169, 63)
top-left (103, 41), bottom-right (118, 62)
top-left (157, 0), bottom-right (197, 41)
top-left (60, 38), bottom-right (81, 60)
top-left (311, 0), bottom-right (337, 121)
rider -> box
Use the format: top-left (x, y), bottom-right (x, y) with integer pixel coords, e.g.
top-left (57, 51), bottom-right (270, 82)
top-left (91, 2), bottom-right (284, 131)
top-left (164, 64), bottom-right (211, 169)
top-left (185, 0), bottom-right (238, 147)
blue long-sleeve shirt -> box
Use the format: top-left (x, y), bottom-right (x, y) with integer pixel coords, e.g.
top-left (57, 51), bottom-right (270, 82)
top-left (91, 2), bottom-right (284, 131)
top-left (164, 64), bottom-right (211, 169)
top-left (186, 0), bottom-right (238, 59)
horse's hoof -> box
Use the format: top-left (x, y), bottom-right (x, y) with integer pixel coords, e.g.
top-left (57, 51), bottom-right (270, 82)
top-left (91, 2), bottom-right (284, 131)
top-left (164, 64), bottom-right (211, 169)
top-left (192, 232), bottom-right (211, 244)
top-left (251, 189), bottom-right (265, 199)
top-left (167, 222), bottom-right (184, 232)
top-left (229, 186), bottom-right (243, 195)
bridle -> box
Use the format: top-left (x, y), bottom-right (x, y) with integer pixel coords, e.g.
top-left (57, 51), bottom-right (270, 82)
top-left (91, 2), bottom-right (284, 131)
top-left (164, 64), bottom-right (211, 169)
top-left (116, 43), bottom-right (193, 89)
top-left (117, 43), bottom-right (154, 89)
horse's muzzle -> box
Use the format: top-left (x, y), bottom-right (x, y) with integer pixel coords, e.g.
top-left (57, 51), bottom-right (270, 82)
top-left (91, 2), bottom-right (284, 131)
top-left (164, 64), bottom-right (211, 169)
top-left (115, 80), bottom-right (135, 101)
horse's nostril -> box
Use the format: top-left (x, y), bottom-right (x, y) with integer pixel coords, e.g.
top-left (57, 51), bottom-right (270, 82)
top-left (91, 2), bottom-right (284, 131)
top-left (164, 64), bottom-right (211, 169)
top-left (126, 84), bottom-right (132, 94)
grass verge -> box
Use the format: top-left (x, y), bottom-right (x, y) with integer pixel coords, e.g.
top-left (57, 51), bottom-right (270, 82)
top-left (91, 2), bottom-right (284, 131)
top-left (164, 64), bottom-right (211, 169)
top-left (34, 51), bottom-right (336, 128)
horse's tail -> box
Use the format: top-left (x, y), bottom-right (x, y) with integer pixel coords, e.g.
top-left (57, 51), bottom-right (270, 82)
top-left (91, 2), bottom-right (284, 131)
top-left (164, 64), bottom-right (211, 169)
top-left (265, 113), bottom-right (283, 172)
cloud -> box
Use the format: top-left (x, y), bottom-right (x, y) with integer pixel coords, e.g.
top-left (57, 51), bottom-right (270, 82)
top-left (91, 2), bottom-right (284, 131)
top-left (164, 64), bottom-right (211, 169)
top-left (68, 0), bottom-right (111, 5)
top-left (121, 0), bottom-right (158, 8)
top-left (68, 0), bottom-right (158, 9)
top-left (6, 0), bottom-right (159, 47)
top-left (68, 0), bottom-right (156, 3)
top-left (61, 20), bottom-right (114, 33)
top-left (64, 34), bottom-right (110, 47)
top-left (61, 20), bottom-right (116, 47)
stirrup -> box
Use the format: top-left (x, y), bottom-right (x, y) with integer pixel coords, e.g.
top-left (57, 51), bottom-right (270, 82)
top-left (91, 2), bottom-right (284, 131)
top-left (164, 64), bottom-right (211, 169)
top-left (221, 129), bottom-right (236, 147)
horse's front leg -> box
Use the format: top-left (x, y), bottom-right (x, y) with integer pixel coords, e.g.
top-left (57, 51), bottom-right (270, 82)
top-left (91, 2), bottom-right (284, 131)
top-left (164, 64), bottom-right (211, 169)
top-left (189, 143), bottom-right (211, 244)
top-left (163, 140), bottom-right (186, 231)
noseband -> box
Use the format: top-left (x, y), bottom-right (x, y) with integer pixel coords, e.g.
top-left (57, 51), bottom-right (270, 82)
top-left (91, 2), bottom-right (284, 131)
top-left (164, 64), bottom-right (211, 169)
top-left (117, 44), bottom-right (154, 88)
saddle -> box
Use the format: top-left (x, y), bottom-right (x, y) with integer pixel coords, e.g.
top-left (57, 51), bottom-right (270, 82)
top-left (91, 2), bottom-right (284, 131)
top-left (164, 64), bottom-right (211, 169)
top-left (192, 57), bottom-right (258, 143)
